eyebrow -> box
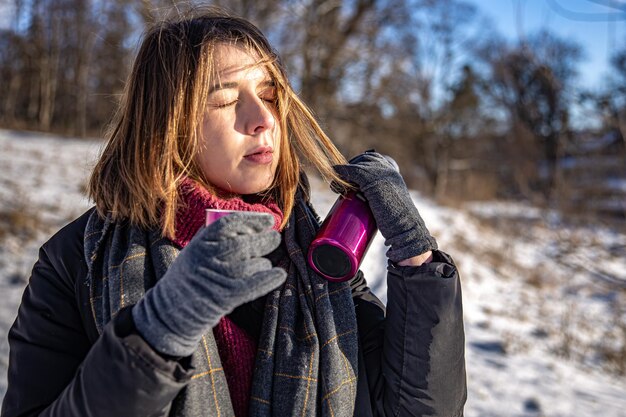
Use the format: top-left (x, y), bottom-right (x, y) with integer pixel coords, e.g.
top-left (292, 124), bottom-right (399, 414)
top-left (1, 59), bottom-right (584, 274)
top-left (208, 80), bottom-right (275, 94)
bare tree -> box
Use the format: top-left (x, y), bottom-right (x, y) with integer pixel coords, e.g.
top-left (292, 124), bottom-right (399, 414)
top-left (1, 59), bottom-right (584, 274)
top-left (478, 30), bottom-right (582, 198)
top-left (602, 47), bottom-right (626, 146)
top-left (365, 0), bottom-right (485, 193)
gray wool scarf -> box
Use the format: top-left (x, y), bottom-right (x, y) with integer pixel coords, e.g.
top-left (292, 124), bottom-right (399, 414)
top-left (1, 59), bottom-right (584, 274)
top-left (83, 196), bottom-right (359, 417)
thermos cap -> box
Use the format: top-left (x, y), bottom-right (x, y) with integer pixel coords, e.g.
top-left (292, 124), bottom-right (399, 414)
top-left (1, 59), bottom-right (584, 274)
top-left (307, 151), bottom-right (395, 282)
top-left (308, 238), bottom-right (357, 282)
top-left (205, 209), bottom-right (241, 226)
top-left (307, 190), bottom-right (377, 282)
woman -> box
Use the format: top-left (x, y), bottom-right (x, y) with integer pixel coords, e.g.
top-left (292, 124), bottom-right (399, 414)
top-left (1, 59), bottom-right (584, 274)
top-left (2, 7), bottom-right (466, 417)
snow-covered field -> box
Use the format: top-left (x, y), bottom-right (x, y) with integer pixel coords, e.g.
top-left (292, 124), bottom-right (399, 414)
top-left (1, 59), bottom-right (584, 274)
top-left (1, 129), bottom-right (625, 416)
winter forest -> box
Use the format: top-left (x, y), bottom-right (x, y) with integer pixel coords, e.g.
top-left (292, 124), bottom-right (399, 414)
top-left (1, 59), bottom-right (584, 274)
top-left (2, 0), bottom-right (626, 210)
top-left (1, 0), bottom-right (625, 416)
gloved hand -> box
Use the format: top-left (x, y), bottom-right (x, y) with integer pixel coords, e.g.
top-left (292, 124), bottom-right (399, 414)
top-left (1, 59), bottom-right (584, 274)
top-left (334, 151), bottom-right (437, 263)
top-left (132, 212), bottom-right (286, 357)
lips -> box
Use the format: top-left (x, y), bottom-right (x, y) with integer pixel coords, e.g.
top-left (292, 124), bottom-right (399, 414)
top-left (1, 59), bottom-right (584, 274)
top-left (244, 146), bottom-right (273, 164)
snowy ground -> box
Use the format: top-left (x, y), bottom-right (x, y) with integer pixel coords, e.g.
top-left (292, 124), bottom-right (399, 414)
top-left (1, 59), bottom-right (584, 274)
top-left (1, 129), bottom-right (625, 416)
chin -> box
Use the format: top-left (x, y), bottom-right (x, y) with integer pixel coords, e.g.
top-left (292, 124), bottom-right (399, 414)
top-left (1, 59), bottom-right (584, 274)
top-left (243, 175), bottom-right (276, 195)
top-left (243, 184), bottom-right (274, 195)
top-left (226, 180), bottom-right (272, 196)
top-left (215, 173), bottom-right (276, 196)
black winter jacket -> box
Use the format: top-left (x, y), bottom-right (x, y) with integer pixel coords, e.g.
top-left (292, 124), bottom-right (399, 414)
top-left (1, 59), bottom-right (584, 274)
top-left (2, 208), bottom-right (466, 417)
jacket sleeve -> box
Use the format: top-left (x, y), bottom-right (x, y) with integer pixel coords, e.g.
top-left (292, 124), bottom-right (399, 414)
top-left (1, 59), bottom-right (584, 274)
top-left (354, 251), bottom-right (467, 417)
top-left (1, 231), bottom-right (193, 417)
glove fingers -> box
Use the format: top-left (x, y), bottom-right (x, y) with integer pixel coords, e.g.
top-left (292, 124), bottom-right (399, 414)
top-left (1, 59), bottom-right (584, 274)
top-left (333, 164), bottom-right (369, 186)
top-left (211, 229), bottom-right (280, 261)
top-left (332, 164), bottom-right (354, 182)
top-left (333, 151), bottom-right (397, 187)
top-left (212, 256), bottom-right (273, 278)
top-left (201, 266), bottom-right (286, 313)
top-left (348, 151), bottom-right (393, 167)
top-left (246, 267), bottom-right (287, 297)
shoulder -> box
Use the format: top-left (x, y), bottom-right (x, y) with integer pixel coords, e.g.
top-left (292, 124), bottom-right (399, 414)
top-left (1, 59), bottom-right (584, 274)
top-left (11, 208), bottom-right (99, 344)
top-left (43, 207), bottom-right (95, 261)
top-left (38, 207), bottom-right (96, 290)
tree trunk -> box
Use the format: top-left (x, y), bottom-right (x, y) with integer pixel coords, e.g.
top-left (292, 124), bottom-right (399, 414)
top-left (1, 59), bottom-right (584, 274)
top-left (2, 70), bottom-right (22, 124)
top-left (39, 25), bottom-right (60, 131)
top-left (543, 132), bottom-right (560, 199)
top-left (434, 139), bottom-right (450, 200)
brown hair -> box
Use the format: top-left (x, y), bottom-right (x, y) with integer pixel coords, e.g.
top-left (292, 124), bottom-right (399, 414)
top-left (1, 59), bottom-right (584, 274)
top-left (88, 6), bottom-right (349, 237)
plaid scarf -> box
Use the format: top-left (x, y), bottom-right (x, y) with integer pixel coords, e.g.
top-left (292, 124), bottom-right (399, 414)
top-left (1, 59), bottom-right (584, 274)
top-left (83, 187), bottom-right (359, 417)
top-left (172, 178), bottom-right (285, 417)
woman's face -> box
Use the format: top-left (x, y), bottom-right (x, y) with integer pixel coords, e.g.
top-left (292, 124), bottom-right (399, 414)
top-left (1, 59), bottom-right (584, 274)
top-left (196, 44), bottom-right (281, 195)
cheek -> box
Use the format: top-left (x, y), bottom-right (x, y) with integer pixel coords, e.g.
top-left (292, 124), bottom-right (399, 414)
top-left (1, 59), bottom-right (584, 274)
top-left (196, 140), bottom-right (231, 185)
top-left (197, 119), bottom-right (233, 162)
top-left (198, 146), bottom-right (235, 177)
top-left (275, 129), bottom-right (283, 167)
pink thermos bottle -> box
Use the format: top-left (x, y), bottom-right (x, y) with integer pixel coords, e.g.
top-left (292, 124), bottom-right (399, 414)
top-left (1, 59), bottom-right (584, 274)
top-left (307, 152), bottom-right (399, 282)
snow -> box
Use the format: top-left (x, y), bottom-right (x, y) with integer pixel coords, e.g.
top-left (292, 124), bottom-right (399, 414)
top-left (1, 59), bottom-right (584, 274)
top-left (607, 179), bottom-right (626, 193)
top-left (1, 129), bottom-right (626, 415)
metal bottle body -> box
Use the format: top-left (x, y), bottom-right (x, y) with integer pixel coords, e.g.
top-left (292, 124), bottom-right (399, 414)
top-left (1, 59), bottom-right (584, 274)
top-left (307, 191), bottom-right (378, 282)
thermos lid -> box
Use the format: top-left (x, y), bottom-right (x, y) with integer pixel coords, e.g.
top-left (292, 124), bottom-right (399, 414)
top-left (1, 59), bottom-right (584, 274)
top-left (310, 244), bottom-right (352, 279)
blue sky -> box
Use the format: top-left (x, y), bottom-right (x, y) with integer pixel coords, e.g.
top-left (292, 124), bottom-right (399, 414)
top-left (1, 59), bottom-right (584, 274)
top-left (1, 0), bottom-right (623, 90)
top-left (467, 0), bottom-right (626, 88)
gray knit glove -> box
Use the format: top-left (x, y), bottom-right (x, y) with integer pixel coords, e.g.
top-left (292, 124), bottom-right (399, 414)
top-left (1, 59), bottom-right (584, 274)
top-left (334, 151), bottom-right (437, 263)
top-left (132, 212), bottom-right (286, 357)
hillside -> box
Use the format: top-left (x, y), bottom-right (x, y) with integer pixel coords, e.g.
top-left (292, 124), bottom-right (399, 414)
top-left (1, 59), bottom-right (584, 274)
top-left (1, 129), bottom-right (625, 416)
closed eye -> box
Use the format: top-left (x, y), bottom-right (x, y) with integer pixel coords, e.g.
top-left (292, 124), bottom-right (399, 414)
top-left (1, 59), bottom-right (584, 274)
top-left (212, 100), bottom-right (238, 108)
top-left (259, 85), bottom-right (277, 104)
top-left (208, 86), bottom-right (238, 108)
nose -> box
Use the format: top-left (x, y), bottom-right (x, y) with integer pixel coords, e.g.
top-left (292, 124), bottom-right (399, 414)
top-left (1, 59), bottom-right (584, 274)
top-left (243, 96), bottom-right (276, 136)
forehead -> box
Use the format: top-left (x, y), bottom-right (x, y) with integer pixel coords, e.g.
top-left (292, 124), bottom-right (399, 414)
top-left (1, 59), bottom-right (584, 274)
top-left (211, 43), bottom-right (271, 81)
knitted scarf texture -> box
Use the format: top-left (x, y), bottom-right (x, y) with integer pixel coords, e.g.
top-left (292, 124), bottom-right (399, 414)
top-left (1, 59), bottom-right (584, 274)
top-left (173, 178), bottom-right (285, 417)
top-left (83, 178), bottom-right (359, 417)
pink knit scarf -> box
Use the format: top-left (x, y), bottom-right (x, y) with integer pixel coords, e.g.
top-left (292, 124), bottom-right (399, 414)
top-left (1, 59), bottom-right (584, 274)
top-left (172, 178), bottom-right (283, 248)
top-left (172, 177), bottom-right (283, 417)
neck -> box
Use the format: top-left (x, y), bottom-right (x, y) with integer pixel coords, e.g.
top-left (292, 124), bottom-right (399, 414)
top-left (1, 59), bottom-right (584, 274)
top-left (171, 177), bottom-right (283, 248)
